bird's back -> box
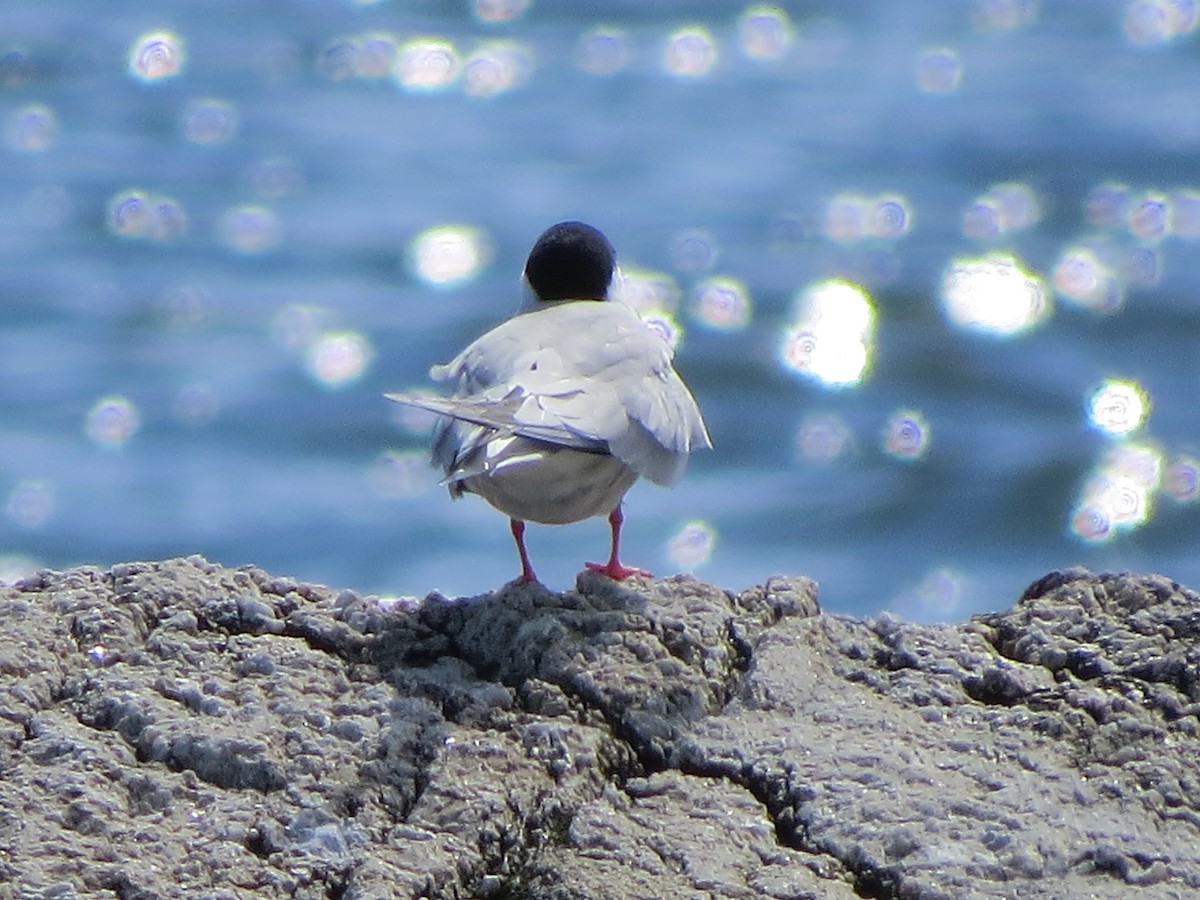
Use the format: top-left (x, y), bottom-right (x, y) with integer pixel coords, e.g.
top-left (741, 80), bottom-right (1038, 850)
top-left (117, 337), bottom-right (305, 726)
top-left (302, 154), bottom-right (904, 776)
top-left (433, 300), bottom-right (710, 486)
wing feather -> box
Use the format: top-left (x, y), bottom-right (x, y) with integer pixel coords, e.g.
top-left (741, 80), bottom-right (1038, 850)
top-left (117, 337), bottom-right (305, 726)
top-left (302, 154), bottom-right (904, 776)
top-left (392, 300), bottom-right (710, 485)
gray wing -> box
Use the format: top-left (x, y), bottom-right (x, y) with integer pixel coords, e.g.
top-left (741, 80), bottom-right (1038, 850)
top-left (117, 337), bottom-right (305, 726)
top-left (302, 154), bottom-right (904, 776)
top-left (530, 302), bottom-right (710, 485)
top-left (384, 390), bottom-right (608, 454)
top-left (389, 300), bottom-right (710, 486)
top-left (607, 366), bottom-right (711, 486)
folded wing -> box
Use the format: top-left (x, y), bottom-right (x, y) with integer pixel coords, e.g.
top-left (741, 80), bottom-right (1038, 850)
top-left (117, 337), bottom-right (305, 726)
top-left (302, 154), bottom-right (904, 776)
top-left (387, 300), bottom-right (710, 486)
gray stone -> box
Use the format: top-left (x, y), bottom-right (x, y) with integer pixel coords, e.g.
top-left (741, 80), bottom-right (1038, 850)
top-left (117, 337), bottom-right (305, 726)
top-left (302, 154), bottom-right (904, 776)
top-left (0, 558), bottom-right (1198, 897)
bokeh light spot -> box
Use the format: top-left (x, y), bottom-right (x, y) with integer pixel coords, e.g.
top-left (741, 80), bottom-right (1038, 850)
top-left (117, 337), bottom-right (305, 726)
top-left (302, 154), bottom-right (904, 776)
top-left (992, 189), bottom-right (1040, 232)
top-left (462, 41), bottom-right (533, 97)
top-left (781, 280), bottom-right (875, 387)
top-left (107, 190), bottom-right (187, 242)
top-left (962, 200), bottom-right (1003, 240)
top-left (1124, 0), bottom-right (1199, 45)
top-left (1052, 244), bottom-right (1123, 314)
top-left (271, 304), bottom-right (333, 351)
top-left (473, 0), bottom-right (530, 24)
top-left (409, 224), bottom-right (491, 288)
top-left (157, 283), bottom-right (213, 329)
top-left (667, 520), bottom-right (717, 569)
top-left (368, 450), bottom-right (431, 498)
top-left (893, 567), bottom-right (967, 621)
top-left (670, 229), bottom-right (718, 273)
top-left (244, 157), bottom-right (304, 201)
top-left (971, 0), bottom-right (1039, 32)
top-left (6, 479), bottom-right (56, 530)
top-left (128, 30), bottom-right (186, 82)
top-left (1071, 503), bottom-right (1112, 542)
top-left (355, 33), bottom-right (398, 78)
top-left (578, 29), bottom-right (630, 75)
top-left (107, 190), bottom-right (152, 237)
top-left (795, 413), bottom-right (853, 463)
top-left (305, 331), bottom-right (374, 388)
top-left (691, 277), bottom-right (751, 331)
top-left (218, 205), bottom-right (280, 254)
top-left (396, 39), bottom-right (460, 91)
top-left (796, 280), bottom-right (875, 337)
top-left (1128, 192), bottom-right (1171, 241)
top-left (941, 253), bottom-right (1050, 336)
top-left (664, 27), bottom-right (718, 78)
top-left (1126, 245), bottom-right (1162, 286)
top-left (1087, 379), bottom-right (1149, 436)
top-left (869, 194), bottom-right (913, 239)
top-left (1085, 182), bottom-right (1130, 229)
top-left (883, 409), bottom-right (931, 460)
top-left (146, 197), bottom-right (187, 241)
top-left (86, 395), bottom-right (140, 447)
top-left (1170, 189), bottom-right (1200, 237)
top-left (611, 267), bottom-right (682, 315)
top-left (915, 47), bottom-right (962, 94)
top-left (1108, 442), bottom-right (1165, 492)
top-left (317, 37), bottom-right (360, 81)
top-left (1164, 456), bottom-right (1200, 503)
top-left (183, 97), bottom-right (238, 144)
top-left (963, 182), bottom-right (1040, 239)
top-left (823, 193), bottom-right (870, 242)
top-left (738, 5), bottom-right (795, 61)
top-left (5, 103), bottom-right (57, 152)
top-left (1070, 443), bottom-right (1164, 542)
top-left (823, 193), bottom-right (912, 242)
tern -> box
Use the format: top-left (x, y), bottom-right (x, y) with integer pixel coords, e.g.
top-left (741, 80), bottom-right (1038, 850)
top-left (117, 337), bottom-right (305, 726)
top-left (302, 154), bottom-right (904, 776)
top-left (387, 221), bottom-right (710, 584)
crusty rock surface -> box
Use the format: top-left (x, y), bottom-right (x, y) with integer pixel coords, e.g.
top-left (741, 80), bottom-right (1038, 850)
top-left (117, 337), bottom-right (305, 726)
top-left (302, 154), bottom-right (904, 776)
top-left (2, 557), bottom-right (1199, 899)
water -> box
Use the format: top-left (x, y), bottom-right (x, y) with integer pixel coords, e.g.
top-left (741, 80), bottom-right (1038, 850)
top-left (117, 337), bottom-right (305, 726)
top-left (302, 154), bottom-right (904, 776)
top-left (3, 0), bottom-right (1199, 620)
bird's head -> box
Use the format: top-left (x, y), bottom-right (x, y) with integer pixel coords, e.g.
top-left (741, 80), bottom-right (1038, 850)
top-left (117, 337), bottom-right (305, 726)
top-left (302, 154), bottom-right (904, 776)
top-left (521, 220), bottom-right (617, 309)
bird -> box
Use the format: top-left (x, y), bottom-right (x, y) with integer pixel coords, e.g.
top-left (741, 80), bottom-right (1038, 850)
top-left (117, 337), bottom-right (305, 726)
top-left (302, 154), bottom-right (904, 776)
top-left (386, 220), bottom-right (711, 585)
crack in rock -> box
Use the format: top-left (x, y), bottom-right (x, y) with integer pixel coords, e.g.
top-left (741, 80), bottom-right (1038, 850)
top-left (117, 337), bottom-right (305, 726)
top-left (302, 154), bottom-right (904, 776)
top-left (2, 558), bottom-right (1200, 898)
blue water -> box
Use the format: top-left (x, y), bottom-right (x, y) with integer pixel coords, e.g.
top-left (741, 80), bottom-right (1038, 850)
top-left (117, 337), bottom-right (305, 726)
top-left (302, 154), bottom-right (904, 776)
top-left (3, 0), bottom-right (1199, 620)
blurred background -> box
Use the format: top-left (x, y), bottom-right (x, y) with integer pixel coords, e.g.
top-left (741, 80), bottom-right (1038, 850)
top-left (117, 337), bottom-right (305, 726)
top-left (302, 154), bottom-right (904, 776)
top-left (2, 0), bottom-right (1198, 619)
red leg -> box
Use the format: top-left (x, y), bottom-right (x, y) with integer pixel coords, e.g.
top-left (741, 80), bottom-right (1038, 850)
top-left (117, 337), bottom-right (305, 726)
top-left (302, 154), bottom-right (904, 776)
top-left (586, 506), bottom-right (651, 580)
top-left (510, 519), bottom-right (539, 584)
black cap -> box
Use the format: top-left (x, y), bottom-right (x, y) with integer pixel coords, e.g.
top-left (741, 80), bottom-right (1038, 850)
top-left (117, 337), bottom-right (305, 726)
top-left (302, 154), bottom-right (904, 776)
top-left (523, 221), bottom-right (616, 302)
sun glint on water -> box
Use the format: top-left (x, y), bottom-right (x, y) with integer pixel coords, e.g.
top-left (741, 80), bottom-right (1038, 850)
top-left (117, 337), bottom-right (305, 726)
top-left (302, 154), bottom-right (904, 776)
top-left (780, 280), bottom-right (875, 388)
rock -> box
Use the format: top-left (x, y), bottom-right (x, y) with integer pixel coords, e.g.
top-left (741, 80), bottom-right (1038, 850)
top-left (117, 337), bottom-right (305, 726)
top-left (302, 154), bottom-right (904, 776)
top-left (1, 557), bottom-right (1199, 898)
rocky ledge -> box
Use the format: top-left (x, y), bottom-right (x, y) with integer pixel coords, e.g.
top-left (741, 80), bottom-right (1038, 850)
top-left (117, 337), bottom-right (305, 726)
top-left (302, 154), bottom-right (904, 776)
top-left (2, 558), bottom-right (1199, 899)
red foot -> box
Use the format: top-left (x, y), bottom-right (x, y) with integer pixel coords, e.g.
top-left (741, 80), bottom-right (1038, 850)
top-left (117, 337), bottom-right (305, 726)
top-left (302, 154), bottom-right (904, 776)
top-left (585, 506), bottom-right (650, 580)
top-left (585, 560), bottom-right (652, 580)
